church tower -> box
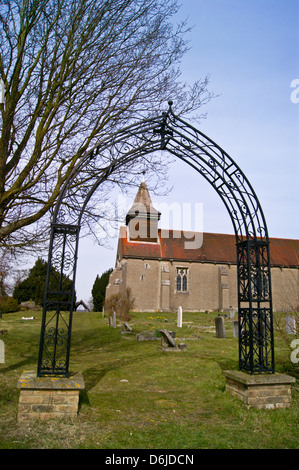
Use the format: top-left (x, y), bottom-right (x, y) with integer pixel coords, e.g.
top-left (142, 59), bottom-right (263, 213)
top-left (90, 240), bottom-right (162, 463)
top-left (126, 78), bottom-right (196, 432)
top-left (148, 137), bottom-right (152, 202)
top-left (126, 180), bottom-right (161, 243)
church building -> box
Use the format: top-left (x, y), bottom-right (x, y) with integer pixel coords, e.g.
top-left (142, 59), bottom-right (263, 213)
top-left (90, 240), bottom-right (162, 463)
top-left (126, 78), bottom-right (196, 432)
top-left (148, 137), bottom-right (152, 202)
top-left (105, 181), bottom-right (299, 313)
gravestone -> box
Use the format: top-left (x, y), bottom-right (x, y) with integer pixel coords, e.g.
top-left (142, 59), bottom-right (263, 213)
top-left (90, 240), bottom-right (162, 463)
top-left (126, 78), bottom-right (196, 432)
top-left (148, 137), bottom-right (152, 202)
top-left (232, 320), bottom-right (239, 338)
top-left (177, 306), bottom-right (183, 328)
top-left (0, 340), bottom-right (4, 363)
top-left (229, 307), bottom-right (236, 319)
top-left (121, 322), bottom-right (132, 334)
top-left (160, 329), bottom-right (177, 348)
top-left (215, 316), bottom-right (226, 338)
top-left (136, 332), bottom-right (157, 341)
top-left (159, 329), bottom-right (187, 351)
top-left (253, 314), bottom-right (271, 338)
top-left (286, 315), bottom-right (296, 335)
top-left (108, 311), bottom-right (117, 328)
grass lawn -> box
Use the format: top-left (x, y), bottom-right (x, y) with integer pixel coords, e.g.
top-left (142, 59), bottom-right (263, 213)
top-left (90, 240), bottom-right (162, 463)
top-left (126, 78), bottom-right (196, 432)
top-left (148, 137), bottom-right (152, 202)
top-left (0, 310), bottom-right (298, 449)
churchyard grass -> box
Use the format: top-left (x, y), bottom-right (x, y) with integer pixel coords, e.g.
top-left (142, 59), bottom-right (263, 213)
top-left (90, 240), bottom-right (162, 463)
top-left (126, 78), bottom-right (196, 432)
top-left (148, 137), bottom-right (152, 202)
top-left (0, 310), bottom-right (298, 449)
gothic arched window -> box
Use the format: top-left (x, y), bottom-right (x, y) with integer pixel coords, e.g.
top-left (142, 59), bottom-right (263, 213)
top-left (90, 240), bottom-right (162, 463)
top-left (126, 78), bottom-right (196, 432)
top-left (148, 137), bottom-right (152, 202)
top-left (176, 268), bottom-right (188, 292)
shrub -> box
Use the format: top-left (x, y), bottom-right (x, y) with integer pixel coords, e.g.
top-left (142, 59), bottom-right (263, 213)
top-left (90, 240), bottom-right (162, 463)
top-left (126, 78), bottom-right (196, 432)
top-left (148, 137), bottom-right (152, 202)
top-left (0, 296), bottom-right (19, 313)
top-left (104, 288), bottom-right (135, 321)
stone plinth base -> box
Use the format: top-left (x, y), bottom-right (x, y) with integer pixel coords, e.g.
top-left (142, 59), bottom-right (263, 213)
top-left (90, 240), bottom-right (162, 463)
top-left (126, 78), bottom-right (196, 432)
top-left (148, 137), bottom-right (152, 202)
top-left (224, 370), bottom-right (296, 409)
top-left (17, 370), bottom-right (85, 421)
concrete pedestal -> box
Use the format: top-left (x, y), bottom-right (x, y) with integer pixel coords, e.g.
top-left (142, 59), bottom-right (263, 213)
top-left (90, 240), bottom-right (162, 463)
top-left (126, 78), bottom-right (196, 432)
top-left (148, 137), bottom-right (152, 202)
top-left (224, 370), bottom-right (296, 409)
top-left (17, 370), bottom-right (85, 421)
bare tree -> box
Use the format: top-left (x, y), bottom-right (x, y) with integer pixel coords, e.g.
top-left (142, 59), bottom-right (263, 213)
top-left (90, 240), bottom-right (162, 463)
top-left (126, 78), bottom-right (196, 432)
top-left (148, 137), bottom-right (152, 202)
top-left (0, 245), bottom-right (28, 296)
top-left (0, 0), bottom-right (212, 251)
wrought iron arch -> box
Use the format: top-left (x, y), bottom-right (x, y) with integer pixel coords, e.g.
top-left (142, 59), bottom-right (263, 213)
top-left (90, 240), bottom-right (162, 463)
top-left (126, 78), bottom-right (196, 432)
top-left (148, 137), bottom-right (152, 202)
top-left (37, 102), bottom-right (275, 377)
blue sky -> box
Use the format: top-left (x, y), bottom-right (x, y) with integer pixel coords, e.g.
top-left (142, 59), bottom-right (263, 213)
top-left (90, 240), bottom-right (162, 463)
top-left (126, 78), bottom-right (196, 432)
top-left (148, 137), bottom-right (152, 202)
top-left (76, 0), bottom-right (299, 303)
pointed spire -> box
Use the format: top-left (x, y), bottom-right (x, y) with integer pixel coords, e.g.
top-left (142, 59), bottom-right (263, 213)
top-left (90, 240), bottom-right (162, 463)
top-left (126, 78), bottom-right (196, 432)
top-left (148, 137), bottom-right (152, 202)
top-left (125, 179), bottom-right (161, 242)
top-left (132, 181), bottom-right (154, 213)
top-left (126, 180), bottom-right (160, 224)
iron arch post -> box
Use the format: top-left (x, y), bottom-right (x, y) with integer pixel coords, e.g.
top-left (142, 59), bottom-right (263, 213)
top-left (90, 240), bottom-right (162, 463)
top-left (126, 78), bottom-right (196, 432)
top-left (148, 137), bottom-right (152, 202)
top-left (37, 103), bottom-right (275, 377)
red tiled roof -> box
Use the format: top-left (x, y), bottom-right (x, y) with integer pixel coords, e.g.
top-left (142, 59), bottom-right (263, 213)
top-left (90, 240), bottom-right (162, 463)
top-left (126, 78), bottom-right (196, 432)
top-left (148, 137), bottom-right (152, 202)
top-left (119, 226), bottom-right (162, 259)
top-left (118, 227), bottom-right (299, 267)
top-left (159, 230), bottom-right (237, 263)
top-left (267, 237), bottom-right (299, 267)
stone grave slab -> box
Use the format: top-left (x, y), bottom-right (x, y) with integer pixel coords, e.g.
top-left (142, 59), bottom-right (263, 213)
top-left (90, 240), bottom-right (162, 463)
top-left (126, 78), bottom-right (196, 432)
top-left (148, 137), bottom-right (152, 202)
top-left (136, 332), bottom-right (158, 341)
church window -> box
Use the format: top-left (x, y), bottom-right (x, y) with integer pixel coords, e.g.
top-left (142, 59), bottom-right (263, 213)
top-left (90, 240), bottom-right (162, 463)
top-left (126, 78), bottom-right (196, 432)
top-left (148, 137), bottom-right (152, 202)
top-left (176, 268), bottom-right (188, 292)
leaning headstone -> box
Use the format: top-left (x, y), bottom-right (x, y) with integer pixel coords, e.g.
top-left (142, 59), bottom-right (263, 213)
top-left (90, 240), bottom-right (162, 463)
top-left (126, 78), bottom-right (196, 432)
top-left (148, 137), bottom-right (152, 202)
top-left (121, 322), bottom-right (132, 334)
top-left (0, 340), bottom-right (4, 363)
top-left (232, 320), bottom-right (239, 338)
top-left (159, 329), bottom-right (187, 351)
top-left (160, 330), bottom-right (176, 348)
top-left (215, 316), bottom-right (226, 338)
top-left (160, 329), bottom-right (178, 350)
top-left (177, 306), bottom-right (183, 328)
top-left (286, 315), bottom-right (296, 335)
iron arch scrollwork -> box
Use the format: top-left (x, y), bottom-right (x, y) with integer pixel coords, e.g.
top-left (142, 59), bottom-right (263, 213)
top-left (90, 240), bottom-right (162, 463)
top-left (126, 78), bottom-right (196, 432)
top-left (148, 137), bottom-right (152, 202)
top-left (37, 101), bottom-right (275, 378)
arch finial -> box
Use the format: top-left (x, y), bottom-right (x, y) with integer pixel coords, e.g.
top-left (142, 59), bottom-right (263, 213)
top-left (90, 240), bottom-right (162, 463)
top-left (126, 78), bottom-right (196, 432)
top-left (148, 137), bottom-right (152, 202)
top-left (168, 100), bottom-right (173, 113)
